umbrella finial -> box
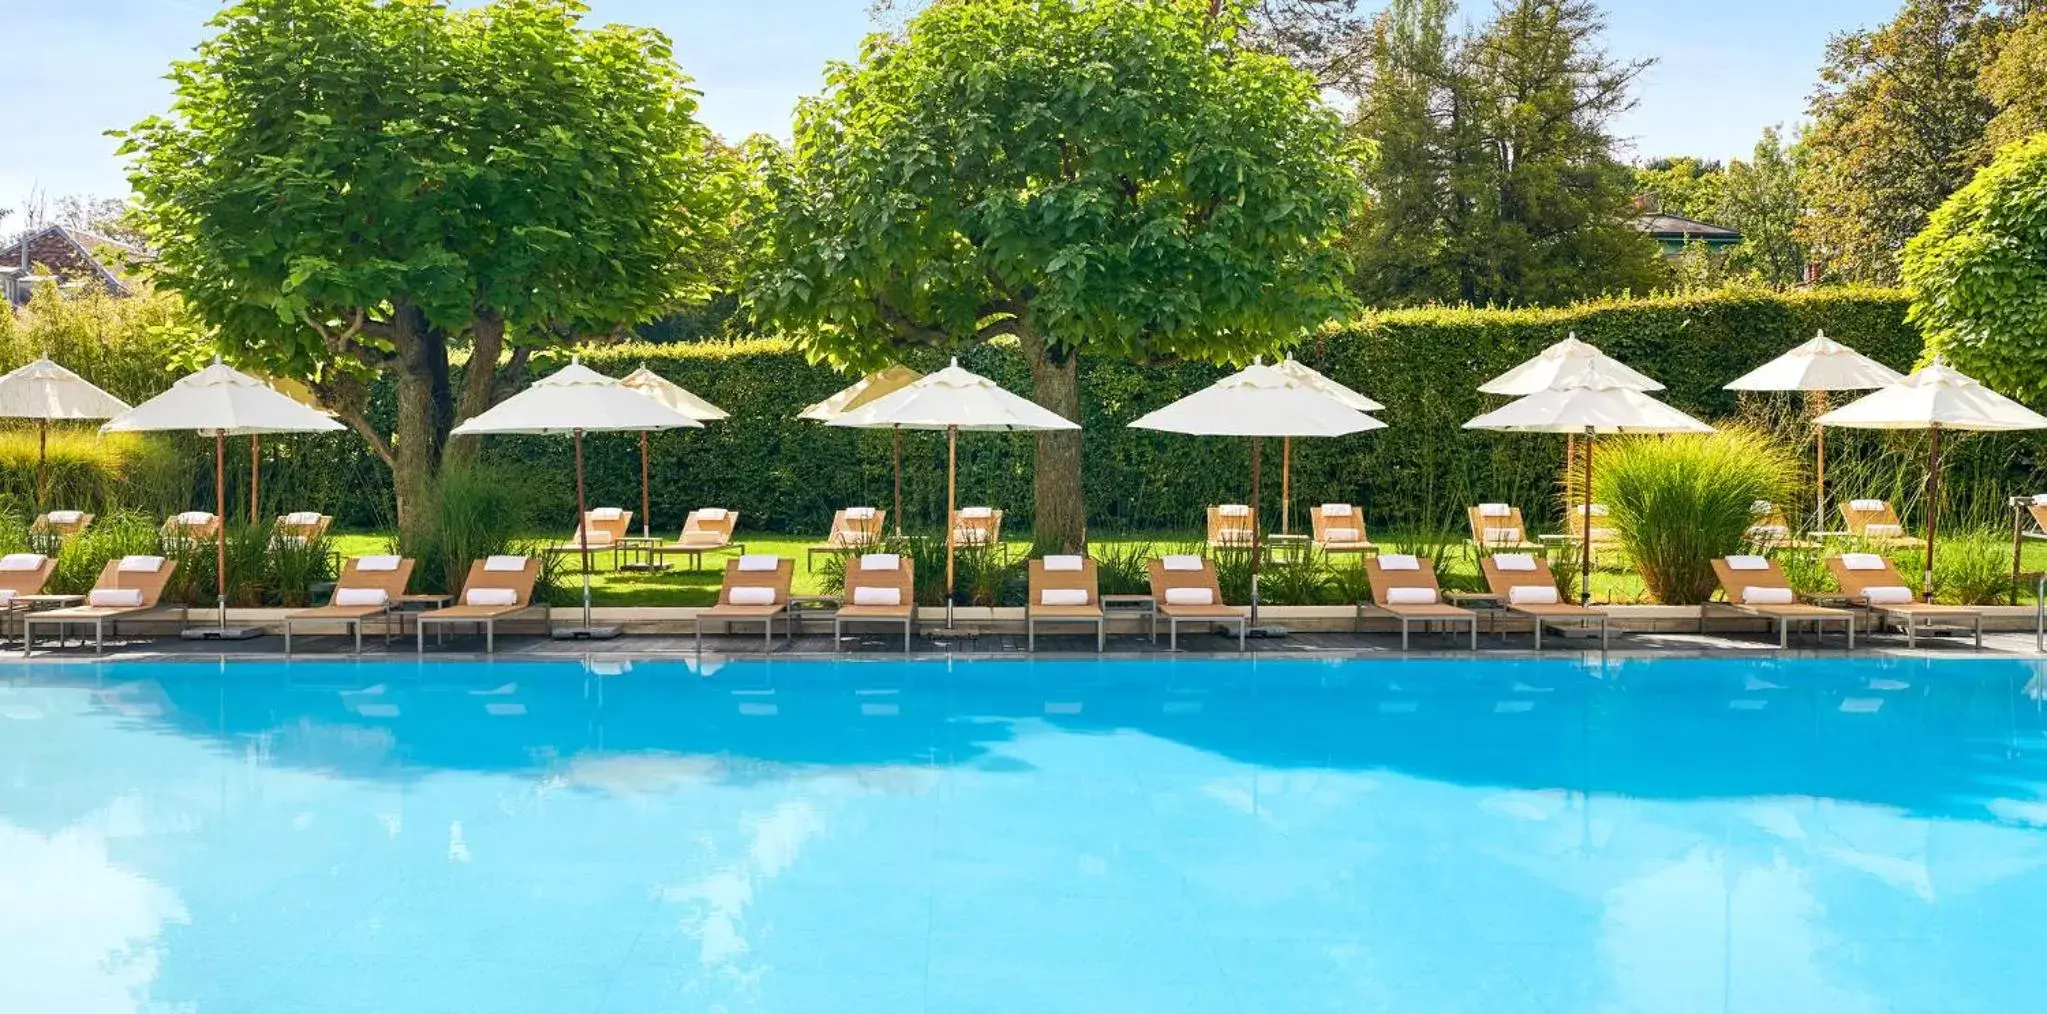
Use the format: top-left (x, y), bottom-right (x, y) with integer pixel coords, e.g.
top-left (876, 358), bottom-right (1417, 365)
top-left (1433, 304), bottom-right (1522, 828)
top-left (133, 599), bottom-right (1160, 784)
top-left (949, 356), bottom-right (959, 367)
top-left (212, 353), bottom-right (224, 365)
top-left (571, 354), bottom-right (581, 366)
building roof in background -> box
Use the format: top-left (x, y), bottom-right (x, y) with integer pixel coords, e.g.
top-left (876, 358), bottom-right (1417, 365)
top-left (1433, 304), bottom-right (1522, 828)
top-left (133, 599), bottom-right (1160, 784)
top-left (0, 223), bottom-right (150, 299)
top-left (1632, 212), bottom-right (1742, 242)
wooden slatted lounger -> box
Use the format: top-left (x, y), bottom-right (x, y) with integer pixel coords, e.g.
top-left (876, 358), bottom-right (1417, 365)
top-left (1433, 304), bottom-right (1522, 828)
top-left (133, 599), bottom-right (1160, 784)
top-left (835, 552), bottom-right (915, 652)
top-left (284, 555), bottom-right (417, 654)
top-left (1479, 553), bottom-right (1608, 650)
top-left (1364, 554), bottom-right (1477, 651)
top-left (1207, 505), bottom-right (1256, 551)
top-left (23, 555), bottom-right (184, 655)
top-left (1146, 555), bottom-right (1246, 652)
top-left (1825, 552), bottom-right (1981, 649)
top-left (696, 555), bottom-right (796, 653)
top-left (1310, 504), bottom-right (1376, 556)
top-left (29, 510), bottom-right (94, 544)
top-left (1028, 556), bottom-right (1104, 652)
top-left (550, 509), bottom-right (633, 564)
top-left (161, 511), bottom-right (221, 546)
top-left (657, 508), bottom-right (743, 570)
top-left (1838, 499), bottom-right (1924, 550)
top-left (1711, 555), bottom-right (1855, 649)
top-left (0, 552), bottom-right (58, 642)
top-left (950, 507), bottom-right (1004, 550)
top-left (415, 556), bottom-right (545, 653)
top-left (274, 512), bottom-right (334, 545)
top-left (1468, 503), bottom-right (1543, 553)
top-left (807, 508), bottom-right (885, 570)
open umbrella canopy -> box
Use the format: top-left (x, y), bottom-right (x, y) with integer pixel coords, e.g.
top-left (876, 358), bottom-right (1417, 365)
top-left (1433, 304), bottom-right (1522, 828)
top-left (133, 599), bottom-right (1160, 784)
top-left (1128, 362), bottom-right (1385, 437)
top-left (0, 357), bottom-right (130, 420)
top-left (1814, 359), bottom-right (2047, 431)
top-left (1272, 355), bottom-right (1385, 413)
top-left (1465, 365), bottom-right (1711, 435)
top-left (452, 359), bottom-right (704, 436)
top-left (799, 364), bottom-right (924, 422)
top-left (1726, 331), bottom-right (1905, 392)
top-left (830, 359), bottom-right (1077, 433)
top-left (620, 366), bottom-right (728, 421)
top-left (1479, 334), bottom-right (1663, 396)
top-left (102, 359), bottom-right (344, 437)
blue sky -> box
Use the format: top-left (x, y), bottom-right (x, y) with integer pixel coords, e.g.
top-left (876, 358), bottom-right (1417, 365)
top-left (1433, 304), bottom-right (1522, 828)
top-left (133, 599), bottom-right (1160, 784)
top-left (2, 0), bottom-right (1900, 219)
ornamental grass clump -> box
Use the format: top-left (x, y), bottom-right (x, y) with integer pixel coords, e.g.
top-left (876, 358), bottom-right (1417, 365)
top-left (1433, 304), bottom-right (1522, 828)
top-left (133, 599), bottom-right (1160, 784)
top-left (1582, 427), bottom-right (1800, 604)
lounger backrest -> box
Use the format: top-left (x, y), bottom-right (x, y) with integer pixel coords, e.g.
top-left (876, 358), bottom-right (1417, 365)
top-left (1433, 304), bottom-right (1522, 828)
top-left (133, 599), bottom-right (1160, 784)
top-left (1207, 507), bottom-right (1256, 545)
top-left (275, 514), bottom-right (334, 541)
top-left (1825, 556), bottom-right (1918, 602)
top-left (831, 509), bottom-right (885, 545)
top-left (1029, 558), bottom-right (1100, 605)
top-left (570, 510), bottom-right (633, 546)
top-left (2028, 504), bottom-right (2047, 535)
top-left (458, 557), bottom-right (540, 606)
top-left (337, 557), bottom-right (416, 600)
top-left (950, 509), bottom-right (1004, 545)
top-left (1840, 501), bottom-right (1903, 535)
top-left (1366, 557), bottom-right (1442, 606)
top-left (0, 556), bottom-right (57, 596)
top-left (90, 558), bottom-right (179, 609)
top-left (1467, 506), bottom-right (1528, 546)
top-left (1310, 506), bottom-right (1368, 545)
top-left (1145, 558), bottom-right (1226, 604)
top-left (1711, 558), bottom-right (1793, 604)
top-left (681, 510), bottom-right (739, 541)
top-left (1478, 556), bottom-right (1559, 598)
top-left (30, 512), bottom-right (94, 537)
top-left (163, 514), bottom-right (221, 540)
top-left (1566, 504), bottom-right (1617, 542)
top-left (1747, 506), bottom-right (1793, 540)
top-left (844, 555), bottom-right (914, 605)
top-left (719, 557), bottom-right (795, 605)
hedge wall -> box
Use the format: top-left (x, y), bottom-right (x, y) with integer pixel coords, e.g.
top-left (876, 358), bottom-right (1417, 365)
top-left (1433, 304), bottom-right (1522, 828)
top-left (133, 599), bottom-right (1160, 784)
top-left (417, 285), bottom-right (2047, 539)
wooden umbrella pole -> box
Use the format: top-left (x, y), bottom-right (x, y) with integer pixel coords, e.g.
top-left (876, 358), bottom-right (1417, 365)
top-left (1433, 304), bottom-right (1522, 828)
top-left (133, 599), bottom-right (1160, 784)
top-left (1923, 425), bottom-right (1942, 600)
top-left (249, 434), bottom-right (261, 523)
top-left (1281, 436), bottom-right (1291, 536)
top-left (946, 425), bottom-right (957, 629)
top-left (1566, 433), bottom-right (1576, 495)
top-left (639, 430), bottom-right (652, 539)
top-left (2012, 496), bottom-right (2026, 606)
top-left (893, 425), bottom-right (904, 536)
top-left (1581, 426), bottom-right (1594, 607)
top-left (575, 428), bottom-right (594, 629)
top-left (215, 431), bottom-right (228, 627)
top-left (1250, 436), bottom-right (1263, 625)
top-left (36, 418), bottom-right (47, 508)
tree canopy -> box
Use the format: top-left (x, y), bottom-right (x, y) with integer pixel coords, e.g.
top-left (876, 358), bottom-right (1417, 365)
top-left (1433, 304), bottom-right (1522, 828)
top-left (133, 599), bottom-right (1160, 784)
top-left (748, 0), bottom-right (1363, 549)
top-left (119, 0), bottom-right (734, 523)
top-left (1904, 134), bottom-right (2047, 398)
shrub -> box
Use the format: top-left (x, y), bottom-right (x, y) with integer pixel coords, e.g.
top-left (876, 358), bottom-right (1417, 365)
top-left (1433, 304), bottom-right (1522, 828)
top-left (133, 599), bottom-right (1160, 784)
top-left (1584, 428), bottom-right (1801, 604)
top-left (397, 463), bottom-right (544, 597)
top-left (1090, 538), bottom-right (1159, 597)
top-left (1260, 548), bottom-right (1332, 606)
top-left (0, 428), bottom-right (192, 516)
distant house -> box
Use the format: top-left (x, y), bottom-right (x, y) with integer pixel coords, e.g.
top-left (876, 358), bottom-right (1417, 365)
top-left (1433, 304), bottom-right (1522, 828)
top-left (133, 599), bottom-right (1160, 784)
top-left (1632, 211), bottom-right (1743, 256)
top-left (0, 224), bottom-right (149, 307)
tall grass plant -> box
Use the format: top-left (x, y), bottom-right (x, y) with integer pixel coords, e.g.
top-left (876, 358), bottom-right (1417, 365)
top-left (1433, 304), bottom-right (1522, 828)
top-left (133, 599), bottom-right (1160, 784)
top-left (1582, 428), bottom-right (1801, 604)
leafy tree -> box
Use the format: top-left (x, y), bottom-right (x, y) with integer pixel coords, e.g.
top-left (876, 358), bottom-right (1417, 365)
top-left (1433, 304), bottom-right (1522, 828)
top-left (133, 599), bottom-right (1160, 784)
top-left (1981, 7), bottom-right (2047, 150)
top-left (1904, 133), bottom-right (2047, 398)
top-left (1719, 127), bottom-right (1810, 287)
top-left (1632, 157), bottom-right (1726, 221)
top-left (749, 0), bottom-right (1362, 550)
top-left (1348, 0), bottom-right (1664, 307)
top-left (118, 0), bottom-right (733, 524)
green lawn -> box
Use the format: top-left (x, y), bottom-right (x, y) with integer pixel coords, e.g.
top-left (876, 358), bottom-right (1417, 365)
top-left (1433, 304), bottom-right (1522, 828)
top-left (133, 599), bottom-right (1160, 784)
top-left (328, 529), bottom-right (2047, 608)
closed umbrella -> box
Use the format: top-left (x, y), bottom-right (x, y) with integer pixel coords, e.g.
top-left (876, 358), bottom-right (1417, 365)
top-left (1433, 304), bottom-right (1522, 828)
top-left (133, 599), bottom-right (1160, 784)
top-left (830, 359), bottom-right (1078, 631)
top-left (619, 367), bottom-right (727, 542)
top-left (1130, 362), bottom-right (1385, 625)
top-left (1816, 359), bottom-right (2047, 598)
top-left (453, 358), bottom-right (703, 639)
top-left (1271, 355), bottom-right (1384, 534)
top-left (0, 357), bottom-right (131, 507)
top-left (1725, 330), bottom-right (1903, 523)
top-left (801, 365), bottom-right (924, 535)
top-left (1466, 363), bottom-right (1713, 605)
top-left (102, 357), bottom-right (346, 638)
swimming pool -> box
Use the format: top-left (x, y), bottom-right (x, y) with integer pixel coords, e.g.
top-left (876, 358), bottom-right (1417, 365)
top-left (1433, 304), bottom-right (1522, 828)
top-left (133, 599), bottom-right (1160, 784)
top-left (4, 655), bottom-right (2046, 1013)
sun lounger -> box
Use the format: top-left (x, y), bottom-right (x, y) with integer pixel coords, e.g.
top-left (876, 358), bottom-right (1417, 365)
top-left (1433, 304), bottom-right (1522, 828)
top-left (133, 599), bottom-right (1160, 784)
top-left (274, 511), bottom-right (333, 546)
top-left (807, 507), bottom-right (886, 570)
top-left (1825, 552), bottom-right (1981, 648)
top-left (1146, 555), bottom-right (1246, 651)
top-left (696, 555), bottom-right (796, 653)
top-left (1838, 499), bottom-right (1923, 549)
top-left (1711, 555), bottom-right (1854, 649)
top-left (950, 507), bottom-right (1004, 549)
top-left (1480, 553), bottom-right (1608, 650)
top-left (835, 552), bottom-right (915, 651)
top-left (1027, 556), bottom-right (1104, 652)
top-left (0, 552), bottom-right (58, 641)
top-left (656, 508), bottom-right (744, 570)
top-left (284, 555), bottom-right (416, 654)
top-left (1468, 503), bottom-right (1542, 552)
top-left (549, 508), bottom-right (633, 562)
top-left (1744, 501), bottom-right (1812, 549)
top-left (1363, 554), bottom-right (1477, 650)
top-left (22, 555), bottom-right (183, 655)
top-left (161, 511), bottom-right (221, 546)
top-left (1309, 504), bottom-right (1376, 556)
top-left (1555, 503), bottom-right (1622, 560)
top-left (29, 510), bottom-right (93, 545)
top-left (1207, 505), bottom-right (1257, 551)
top-left (415, 556), bottom-right (545, 653)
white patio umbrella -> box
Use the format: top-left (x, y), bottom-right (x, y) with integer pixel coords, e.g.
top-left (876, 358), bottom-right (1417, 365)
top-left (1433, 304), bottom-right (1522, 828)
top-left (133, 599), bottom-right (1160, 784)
top-left (801, 365), bottom-right (924, 535)
top-left (1480, 334), bottom-right (1663, 493)
top-left (1130, 362), bottom-right (1385, 624)
top-left (102, 357), bottom-right (345, 638)
top-left (619, 367), bottom-right (728, 541)
top-left (1816, 358), bottom-right (2047, 598)
top-left (0, 356), bottom-right (132, 506)
top-left (1466, 363), bottom-right (1714, 605)
top-left (1725, 330), bottom-right (1903, 522)
top-left (453, 358), bottom-right (704, 638)
top-left (830, 359), bottom-right (1078, 631)
top-left (1271, 355), bottom-right (1385, 534)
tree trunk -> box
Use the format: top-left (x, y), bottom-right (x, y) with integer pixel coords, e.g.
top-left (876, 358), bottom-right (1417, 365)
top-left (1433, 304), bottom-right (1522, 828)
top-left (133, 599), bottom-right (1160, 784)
top-left (1018, 327), bottom-right (1086, 553)
top-left (388, 303), bottom-right (452, 530)
top-left (445, 312), bottom-right (507, 470)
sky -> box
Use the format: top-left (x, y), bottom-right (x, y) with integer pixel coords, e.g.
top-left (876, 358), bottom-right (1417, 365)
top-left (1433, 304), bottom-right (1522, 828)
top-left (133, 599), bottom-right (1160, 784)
top-left (0, 0), bottom-right (1903, 221)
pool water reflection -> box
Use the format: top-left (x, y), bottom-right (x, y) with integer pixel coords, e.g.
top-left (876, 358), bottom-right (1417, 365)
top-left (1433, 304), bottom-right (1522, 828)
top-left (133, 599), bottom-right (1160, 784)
top-left (4, 655), bottom-right (2047, 1013)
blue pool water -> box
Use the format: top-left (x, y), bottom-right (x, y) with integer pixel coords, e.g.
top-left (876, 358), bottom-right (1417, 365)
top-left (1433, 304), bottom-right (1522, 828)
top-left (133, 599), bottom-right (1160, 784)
top-left (5, 656), bottom-right (2047, 1014)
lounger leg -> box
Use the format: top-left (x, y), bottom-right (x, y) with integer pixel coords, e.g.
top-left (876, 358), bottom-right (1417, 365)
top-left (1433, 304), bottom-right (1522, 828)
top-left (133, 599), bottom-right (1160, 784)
top-left (354, 620), bottom-right (362, 655)
top-left (1027, 618), bottom-right (1035, 653)
top-left (94, 620), bottom-right (103, 655)
top-left (1469, 618), bottom-right (1477, 652)
top-left (1845, 616), bottom-right (1854, 651)
top-left (417, 620), bottom-right (426, 654)
top-left (1238, 619), bottom-right (1246, 653)
top-left (1907, 616), bottom-right (1916, 649)
top-left (1169, 619), bottom-right (1178, 652)
top-left (834, 618), bottom-right (844, 652)
top-left (1097, 620), bottom-right (1104, 654)
top-left (1401, 618), bottom-right (1410, 652)
top-left (1975, 616), bottom-right (1983, 650)
top-left (764, 618), bottom-right (772, 654)
top-left (694, 616), bottom-right (702, 656)
top-left (486, 622), bottom-right (495, 654)
top-left (1780, 618), bottom-right (1788, 650)
top-left (1534, 619), bottom-right (1542, 651)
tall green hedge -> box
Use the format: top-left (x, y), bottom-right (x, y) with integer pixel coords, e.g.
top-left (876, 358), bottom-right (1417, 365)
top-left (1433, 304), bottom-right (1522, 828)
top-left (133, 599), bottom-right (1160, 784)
top-left (236, 286), bottom-right (2045, 535)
